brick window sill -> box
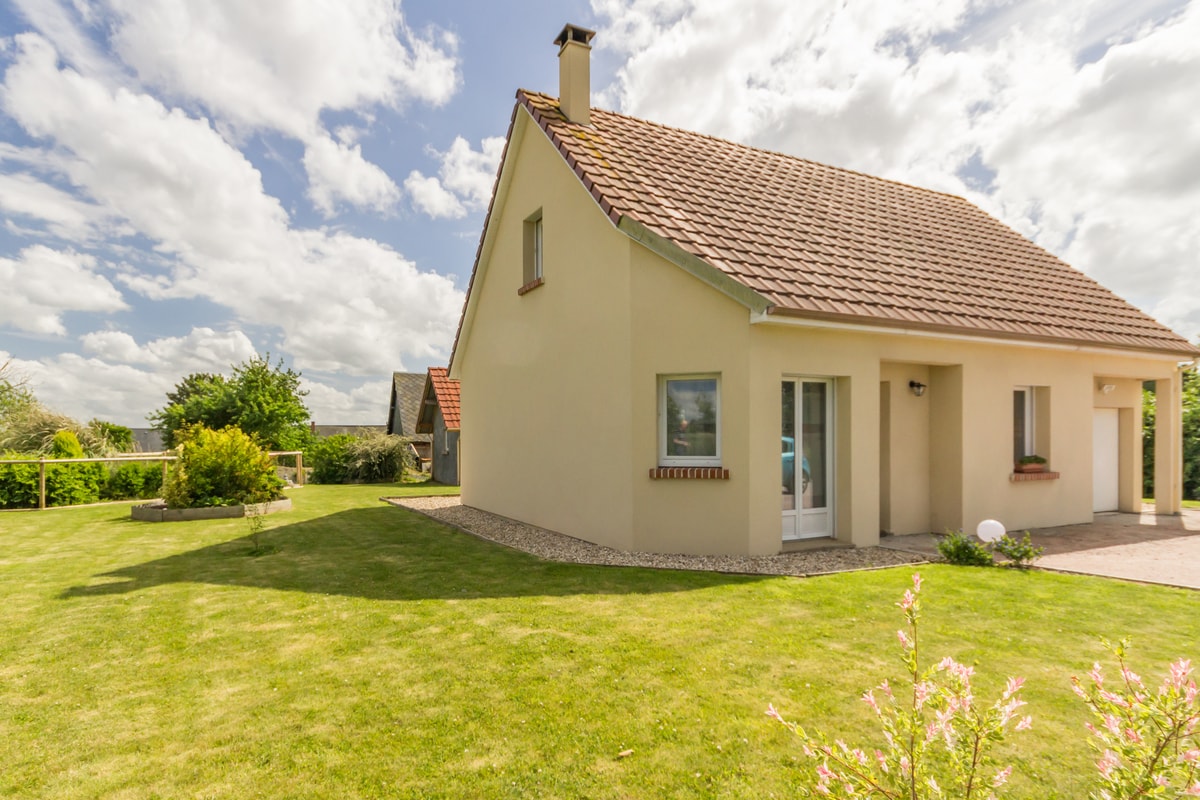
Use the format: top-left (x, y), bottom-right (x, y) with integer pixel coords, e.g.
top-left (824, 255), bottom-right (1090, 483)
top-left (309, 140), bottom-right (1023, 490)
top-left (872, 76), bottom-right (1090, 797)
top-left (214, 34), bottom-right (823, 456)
top-left (517, 277), bottom-right (544, 296)
top-left (649, 467), bottom-right (729, 480)
top-left (1010, 471), bottom-right (1060, 482)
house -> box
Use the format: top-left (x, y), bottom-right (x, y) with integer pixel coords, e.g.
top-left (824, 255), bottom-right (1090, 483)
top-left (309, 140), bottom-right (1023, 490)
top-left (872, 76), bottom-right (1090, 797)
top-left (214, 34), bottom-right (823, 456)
top-left (416, 367), bottom-right (461, 486)
top-left (386, 371), bottom-right (433, 468)
top-left (449, 24), bottom-right (1199, 556)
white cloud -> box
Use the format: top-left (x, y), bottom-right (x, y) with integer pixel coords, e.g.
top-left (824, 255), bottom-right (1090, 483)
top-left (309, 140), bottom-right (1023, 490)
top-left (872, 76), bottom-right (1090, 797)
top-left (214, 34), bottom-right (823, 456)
top-left (1, 33), bottom-right (464, 376)
top-left (94, 0), bottom-right (458, 215)
top-left (0, 171), bottom-right (125, 242)
top-left (79, 327), bottom-right (257, 373)
top-left (0, 245), bottom-right (127, 335)
top-left (301, 378), bottom-right (391, 424)
top-left (1, 347), bottom-right (391, 427)
top-left (303, 134), bottom-right (401, 216)
top-left (405, 170), bottom-right (466, 219)
top-left (591, 0), bottom-right (1200, 340)
top-left (406, 135), bottom-right (503, 219)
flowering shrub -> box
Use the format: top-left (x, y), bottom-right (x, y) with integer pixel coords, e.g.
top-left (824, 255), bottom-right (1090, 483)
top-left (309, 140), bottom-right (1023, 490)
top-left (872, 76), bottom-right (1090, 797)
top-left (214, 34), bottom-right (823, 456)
top-left (1072, 640), bottom-right (1200, 798)
top-left (768, 574), bottom-right (1031, 798)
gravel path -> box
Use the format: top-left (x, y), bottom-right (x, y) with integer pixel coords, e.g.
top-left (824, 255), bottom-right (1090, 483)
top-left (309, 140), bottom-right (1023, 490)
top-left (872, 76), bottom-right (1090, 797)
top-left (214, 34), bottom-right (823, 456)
top-left (384, 495), bottom-right (927, 577)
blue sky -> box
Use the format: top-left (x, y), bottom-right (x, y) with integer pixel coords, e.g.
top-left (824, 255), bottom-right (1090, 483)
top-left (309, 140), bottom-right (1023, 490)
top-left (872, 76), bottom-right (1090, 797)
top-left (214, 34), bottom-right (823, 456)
top-left (1, 0), bottom-right (1197, 426)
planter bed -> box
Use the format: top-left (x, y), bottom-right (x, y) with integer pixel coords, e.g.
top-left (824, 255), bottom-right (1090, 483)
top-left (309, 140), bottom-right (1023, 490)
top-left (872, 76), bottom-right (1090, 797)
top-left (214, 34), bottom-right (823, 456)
top-left (131, 497), bottom-right (291, 522)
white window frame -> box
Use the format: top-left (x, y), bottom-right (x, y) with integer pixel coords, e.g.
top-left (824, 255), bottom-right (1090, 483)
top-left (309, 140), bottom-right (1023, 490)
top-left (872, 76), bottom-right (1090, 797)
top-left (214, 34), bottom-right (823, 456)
top-left (658, 373), bottom-right (721, 467)
top-left (533, 215), bottom-right (543, 280)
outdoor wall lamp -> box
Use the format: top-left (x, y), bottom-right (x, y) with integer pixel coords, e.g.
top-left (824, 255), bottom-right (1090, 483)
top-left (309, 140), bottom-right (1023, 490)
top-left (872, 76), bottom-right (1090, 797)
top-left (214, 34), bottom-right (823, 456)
top-left (1099, 383), bottom-right (1116, 394)
top-left (909, 380), bottom-right (927, 397)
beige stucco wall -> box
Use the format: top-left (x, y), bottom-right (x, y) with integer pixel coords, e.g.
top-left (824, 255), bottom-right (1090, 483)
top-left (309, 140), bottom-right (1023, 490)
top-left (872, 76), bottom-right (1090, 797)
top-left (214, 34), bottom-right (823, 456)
top-left (456, 112), bottom-right (636, 550)
top-left (457, 109), bottom-right (1185, 557)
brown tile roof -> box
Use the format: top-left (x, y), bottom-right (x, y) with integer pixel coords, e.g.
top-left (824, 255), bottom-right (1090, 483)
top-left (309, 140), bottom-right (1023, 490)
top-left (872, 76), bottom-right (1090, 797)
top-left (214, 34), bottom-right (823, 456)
top-left (517, 90), bottom-right (1197, 356)
top-left (418, 367), bottom-right (461, 432)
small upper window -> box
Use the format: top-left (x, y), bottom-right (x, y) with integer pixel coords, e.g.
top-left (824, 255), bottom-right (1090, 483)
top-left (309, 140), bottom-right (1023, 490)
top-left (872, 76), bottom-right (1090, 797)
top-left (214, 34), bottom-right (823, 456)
top-left (522, 209), bottom-right (543, 287)
top-left (659, 374), bottom-right (720, 467)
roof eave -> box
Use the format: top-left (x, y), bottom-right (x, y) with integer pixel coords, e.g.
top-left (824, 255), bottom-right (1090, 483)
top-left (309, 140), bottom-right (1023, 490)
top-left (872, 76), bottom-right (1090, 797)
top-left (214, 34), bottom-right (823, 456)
top-left (755, 306), bottom-right (1200, 359)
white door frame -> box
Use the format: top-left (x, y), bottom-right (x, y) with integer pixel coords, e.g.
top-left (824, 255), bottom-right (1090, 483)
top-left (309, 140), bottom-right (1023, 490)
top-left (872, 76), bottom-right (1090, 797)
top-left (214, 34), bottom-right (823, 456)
top-left (782, 377), bottom-right (835, 540)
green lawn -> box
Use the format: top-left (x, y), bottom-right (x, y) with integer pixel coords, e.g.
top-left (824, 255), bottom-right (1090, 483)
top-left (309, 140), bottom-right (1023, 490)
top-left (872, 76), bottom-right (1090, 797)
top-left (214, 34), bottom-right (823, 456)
top-left (1, 485), bottom-right (1197, 798)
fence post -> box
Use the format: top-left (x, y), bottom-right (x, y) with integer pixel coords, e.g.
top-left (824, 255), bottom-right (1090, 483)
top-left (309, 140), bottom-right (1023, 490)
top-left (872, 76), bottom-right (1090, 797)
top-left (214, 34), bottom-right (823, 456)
top-left (162, 458), bottom-right (169, 490)
top-left (38, 459), bottom-right (46, 510)
top-left (296, 452), bottom-right (305, 486)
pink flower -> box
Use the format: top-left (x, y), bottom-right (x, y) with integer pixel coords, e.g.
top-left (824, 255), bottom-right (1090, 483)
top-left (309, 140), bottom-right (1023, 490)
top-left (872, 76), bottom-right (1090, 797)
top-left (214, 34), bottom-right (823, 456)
top-left (912, 573), bottom-right (923, 592)
top-left (898, 589), bottom-right (916, 611)
top-left (880, 679), bottom-right (894, 699)
top-left (1121, 666), bottom-right (1143, 688)
top-left (1090, 663), bottom-right (1105, 686)
top-left (897, 630), bottom-right (912, 649)
top-left (993, 766), bottom-right (1013, 787)
top-left (1124, 727), bottom-right (1142, 743)
top-left (765, 704), bottom-right (783, 723)
top-left (1097, 750), bottom-right (1119, 778)
top-left (1184, 783), bottom-right (1200, 796)
top-left (1170, 659), bottom-right (1194, 690)
top-left (862, 690), bottom-right (880, 714)
top-left (1003, 676), bottom-right (1025, 699)
top-left (1016, 715), bottom-right (1033, 731)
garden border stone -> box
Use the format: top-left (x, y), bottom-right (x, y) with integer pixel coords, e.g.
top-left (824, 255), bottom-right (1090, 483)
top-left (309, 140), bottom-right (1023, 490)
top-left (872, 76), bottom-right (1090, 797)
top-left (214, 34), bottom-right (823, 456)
top-left (131, 497), bottom-right (291, 522)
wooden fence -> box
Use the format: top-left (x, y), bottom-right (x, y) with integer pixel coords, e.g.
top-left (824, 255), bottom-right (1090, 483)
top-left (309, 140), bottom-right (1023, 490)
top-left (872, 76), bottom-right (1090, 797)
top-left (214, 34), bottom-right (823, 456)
top-left (0, 451), bottom-right (303, 510)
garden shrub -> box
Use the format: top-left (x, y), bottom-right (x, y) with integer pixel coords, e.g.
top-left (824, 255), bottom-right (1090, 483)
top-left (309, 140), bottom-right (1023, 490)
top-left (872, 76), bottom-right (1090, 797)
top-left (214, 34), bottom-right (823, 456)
top-left (163, 425), bottom-right (284, 509)
top-left (991, 531), bottom-right (1044, 568)
top-left (936, 529), bottom-right (995, 566)
top-left (306, 431), bottom-right (413, 484)
top-left (0, 452), bottom-right (38, 508)
top-left (343, 431), bottom-right (413, 483)
top-left (102, 461), bottom-right (165, 500)
top-left (307, 433), bottom-right (356, 484)
top-left (45, 430), bottom-right (102, 507)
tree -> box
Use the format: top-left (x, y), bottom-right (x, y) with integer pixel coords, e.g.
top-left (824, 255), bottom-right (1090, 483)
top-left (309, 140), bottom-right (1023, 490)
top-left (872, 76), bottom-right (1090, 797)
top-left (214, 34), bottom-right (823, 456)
top-left (150, 355), bottom-right (311, 450)
top-left (1144, 366), bottom-right (1200, 502)
top-left (0, 358), bottom-right (35, 419)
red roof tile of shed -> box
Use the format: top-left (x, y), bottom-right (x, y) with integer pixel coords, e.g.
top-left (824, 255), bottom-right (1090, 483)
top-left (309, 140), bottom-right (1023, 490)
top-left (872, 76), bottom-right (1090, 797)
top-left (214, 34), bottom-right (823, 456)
top-left (426, 367), bottom-right (460, 431)
top-left (517, 90), bottom-right (1197, 356)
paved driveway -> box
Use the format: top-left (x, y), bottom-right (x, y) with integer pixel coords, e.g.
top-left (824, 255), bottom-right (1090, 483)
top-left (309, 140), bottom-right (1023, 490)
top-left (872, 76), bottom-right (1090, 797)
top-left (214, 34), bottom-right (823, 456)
top-left (882, 507), bottom-right (1200, 589)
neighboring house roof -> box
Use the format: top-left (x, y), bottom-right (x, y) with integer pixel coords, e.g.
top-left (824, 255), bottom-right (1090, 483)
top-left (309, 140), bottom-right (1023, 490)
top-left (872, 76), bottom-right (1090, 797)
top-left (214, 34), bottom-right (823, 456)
top-left (388, 372), bottom-right (433, 441)
top-left (471, 90), bottom-right (1194, 357)
top-left (417, 367), bottom-right (462, 433)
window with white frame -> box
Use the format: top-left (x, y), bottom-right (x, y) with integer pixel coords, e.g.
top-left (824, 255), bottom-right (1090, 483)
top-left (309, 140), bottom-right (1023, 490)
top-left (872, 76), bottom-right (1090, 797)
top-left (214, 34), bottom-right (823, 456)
top-left (522, 209), bottom-right (543, 286)
top-left (659, 374), bottom-right (720, 467)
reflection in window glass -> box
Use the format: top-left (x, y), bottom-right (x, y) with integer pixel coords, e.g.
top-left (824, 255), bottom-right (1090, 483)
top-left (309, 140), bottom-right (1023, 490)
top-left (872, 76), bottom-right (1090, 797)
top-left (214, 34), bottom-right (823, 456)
top-left (664, 378), bottom-right (718, 459)
top-left (802, 382), bottom-right (827, 509)
top-left (782, 381), bottom-right (796, 510)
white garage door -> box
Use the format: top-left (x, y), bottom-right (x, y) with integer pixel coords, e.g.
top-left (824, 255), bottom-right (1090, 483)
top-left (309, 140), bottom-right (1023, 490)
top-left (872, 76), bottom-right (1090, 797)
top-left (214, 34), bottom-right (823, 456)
top-left (1093, 408), bottom-right (1119, 512)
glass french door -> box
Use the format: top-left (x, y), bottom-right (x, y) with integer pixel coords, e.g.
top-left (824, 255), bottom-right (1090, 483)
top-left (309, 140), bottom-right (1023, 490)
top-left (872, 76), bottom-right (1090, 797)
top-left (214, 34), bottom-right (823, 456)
top-left (782, 378), bottom-right (834, 540)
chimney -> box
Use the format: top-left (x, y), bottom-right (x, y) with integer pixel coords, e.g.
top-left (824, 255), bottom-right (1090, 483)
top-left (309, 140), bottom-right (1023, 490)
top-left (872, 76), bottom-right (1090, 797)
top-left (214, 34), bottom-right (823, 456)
top-left (554, 24), bottom-right (595, 125)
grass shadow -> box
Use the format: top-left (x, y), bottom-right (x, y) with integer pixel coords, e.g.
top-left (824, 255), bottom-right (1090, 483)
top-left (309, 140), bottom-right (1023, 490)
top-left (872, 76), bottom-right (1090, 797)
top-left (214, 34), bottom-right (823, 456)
top-left (61, 506), bottom-right (765, 601)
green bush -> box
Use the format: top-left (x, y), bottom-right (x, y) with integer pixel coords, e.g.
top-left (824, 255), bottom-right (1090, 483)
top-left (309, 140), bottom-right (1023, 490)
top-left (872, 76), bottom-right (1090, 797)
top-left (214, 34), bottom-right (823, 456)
top-left (45, 431), bottom-right (102, 507)
top-left (307, 434), bottom-right (356, 484)
top-left (305, 432), bottom-right (413, 484)
top-left (992, 531), bottom-right (1044, 568)
top-left (0, 452), bottom-right (38, 509)
top-left (343, 432), bottom-right (413, 483)
top-left (102, 461), bottom-right (165, 500)
top-left (163, 425), bottom-right (284, 509)
top-left (936, 530), bottom-right (995, 566)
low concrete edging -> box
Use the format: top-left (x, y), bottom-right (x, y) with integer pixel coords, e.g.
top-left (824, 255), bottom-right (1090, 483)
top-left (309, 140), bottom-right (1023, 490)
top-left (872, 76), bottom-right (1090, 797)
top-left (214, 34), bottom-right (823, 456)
top-left (131, 497), bottom-right (292, 522)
